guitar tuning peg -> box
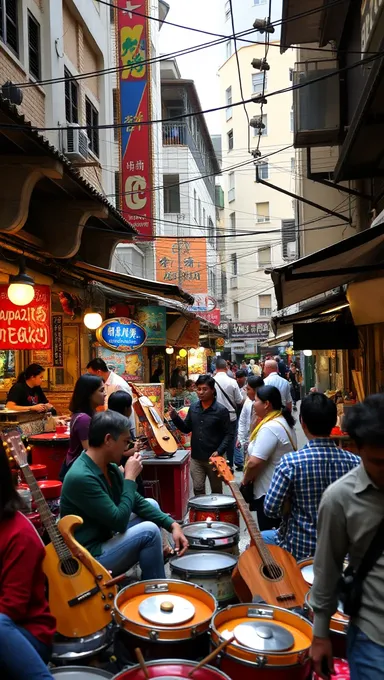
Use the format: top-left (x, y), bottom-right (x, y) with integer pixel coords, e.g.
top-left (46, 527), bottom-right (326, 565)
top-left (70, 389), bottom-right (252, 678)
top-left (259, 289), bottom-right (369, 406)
top-left (26, 446), bottom-right (31, 452)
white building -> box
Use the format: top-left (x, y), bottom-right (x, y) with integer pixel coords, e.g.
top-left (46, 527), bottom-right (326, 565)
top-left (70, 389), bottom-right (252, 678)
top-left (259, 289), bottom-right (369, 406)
top-left (218, 0), bottom-right (296, 356)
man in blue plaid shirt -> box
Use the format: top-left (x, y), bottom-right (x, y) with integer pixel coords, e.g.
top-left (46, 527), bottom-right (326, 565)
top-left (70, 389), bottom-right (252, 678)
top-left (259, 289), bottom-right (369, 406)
top-left (262, 393), bottom-right (360, 561)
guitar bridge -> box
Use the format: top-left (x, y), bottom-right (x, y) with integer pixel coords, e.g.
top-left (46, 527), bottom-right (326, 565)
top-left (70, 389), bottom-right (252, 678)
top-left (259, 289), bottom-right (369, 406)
top-left (276, 593), bottom-right (295, 602)
top-left (68, 585), bottom-right (100, 607)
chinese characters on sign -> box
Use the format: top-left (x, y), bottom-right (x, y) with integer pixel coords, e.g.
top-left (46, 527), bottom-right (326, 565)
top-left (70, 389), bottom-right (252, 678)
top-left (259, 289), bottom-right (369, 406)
top-left (96, 317), bottom-right (147, 352)
top-left (155, 238), bottom-right (208, 294)
top-left (219, 321), bottom-right (270, 340)
top-left (117, 0), bottom-right (153, 237)
top-left (198, 309), bottom-right (221, 326)
top-left (52, 315), bottom-right (63, 367)
top-left (0, 285), bottom-right (51, 350)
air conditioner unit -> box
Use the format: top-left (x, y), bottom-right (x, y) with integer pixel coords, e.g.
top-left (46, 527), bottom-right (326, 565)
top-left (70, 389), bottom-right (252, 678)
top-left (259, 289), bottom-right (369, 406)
top-left (62, 124), bottom-right (89, 161)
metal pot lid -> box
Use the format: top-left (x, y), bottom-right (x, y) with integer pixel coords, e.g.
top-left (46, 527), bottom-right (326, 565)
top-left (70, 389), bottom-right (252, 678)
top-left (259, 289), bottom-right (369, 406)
top-left (170, 551), bottom-right (237, 574)
top-left (234, 622), bottom-right (294, 652)
top-left (183, 521), bottom-right (239, 540)
top-left (138, 594), bottom-right (195, 625)
top-left (189, 494), bottom-right (236, 508)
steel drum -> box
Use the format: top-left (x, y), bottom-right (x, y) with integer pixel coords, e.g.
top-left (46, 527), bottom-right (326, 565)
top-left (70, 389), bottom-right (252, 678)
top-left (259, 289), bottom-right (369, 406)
top-left (182, 520), bottom-right (239, 554)
top-left (305, 590), bottom-right (349, 660)
top-left (170, 552), bottom-right (238, 606)
top-left (188, 495), bottom-right (239, 527)
top-left (112, 660), bottom-right (232, 680)
top-left (113, 579), bottom-right (216, 664)
top-left (211, 604), bottom-right (313, 679)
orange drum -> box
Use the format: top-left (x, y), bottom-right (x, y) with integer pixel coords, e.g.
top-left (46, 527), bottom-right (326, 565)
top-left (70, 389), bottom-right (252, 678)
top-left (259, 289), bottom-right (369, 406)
top-left (305, 591), bottom-right (348, 660)
top-left (297, 558), bottom-right (315, 588)
top-left (210, 604), bottom-right (313, 680)
top-left (113, 660), bottom-right (232, 680)
top-left (113, 579), bottom-right (216, 664)
top-left (188, 495), bottom-right (239, 527)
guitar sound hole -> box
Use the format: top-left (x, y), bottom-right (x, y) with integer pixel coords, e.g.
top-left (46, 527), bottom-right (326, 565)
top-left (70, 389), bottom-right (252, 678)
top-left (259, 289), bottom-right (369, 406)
top-left (262, 563), bottom-right (283, 580)
top-left (60, 558), bottom-right (80, 576)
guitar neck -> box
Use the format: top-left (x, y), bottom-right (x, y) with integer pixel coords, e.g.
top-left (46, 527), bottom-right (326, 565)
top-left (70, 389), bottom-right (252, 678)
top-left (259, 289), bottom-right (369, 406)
top-left (20, 465), bottom-right (71, 560)
top-left (228, 480), bottom-right (273, 561)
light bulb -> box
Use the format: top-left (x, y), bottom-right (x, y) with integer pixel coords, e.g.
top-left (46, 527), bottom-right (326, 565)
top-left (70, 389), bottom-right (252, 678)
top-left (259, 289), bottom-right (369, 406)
top-left (165, 347), bottom-right (174, 355)
top-left (84, 311), bottom-right (103, 330)
top-left (179, 348), bottom-right (187, 358)
top-left (7, 282), bottom-right (35, 306)
top-left (303, 349), bottom-right (313, 357)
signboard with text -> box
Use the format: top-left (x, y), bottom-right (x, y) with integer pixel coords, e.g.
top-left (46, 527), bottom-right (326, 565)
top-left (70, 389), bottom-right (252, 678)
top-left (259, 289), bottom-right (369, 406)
top-left (117, 0), bottom-right (153, 237)
top-left (156, 238), bottom-right (208, 294)
top-left (198, 309), bottom-right (221, 326)
top-left (219, 321), bottom-right (270, 340)
top-left (0, 285), bottom-right (51, 350)
top-left (96, 317), bottom-right (147, 352)
top-left (361, 0), bottom-right (384, 52)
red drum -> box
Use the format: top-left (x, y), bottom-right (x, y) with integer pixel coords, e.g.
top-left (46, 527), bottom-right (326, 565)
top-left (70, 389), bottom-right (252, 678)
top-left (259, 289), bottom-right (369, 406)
top-left (30, 464), bottom-right (48, 480)
top-left (38, 479), bottom-right (62, 499)
top-left (24, 511), bottom-right (44, 539)
top-left (305, 591), bottom-right (348, 659)
top-left (211, 604), bottom-right (313, 680)
top-left (113, 660), bottom-right (232, 680)
top-left (188, 495), bottom-right (239, 527)
top-left (314, 658), bottom-right (350, 679)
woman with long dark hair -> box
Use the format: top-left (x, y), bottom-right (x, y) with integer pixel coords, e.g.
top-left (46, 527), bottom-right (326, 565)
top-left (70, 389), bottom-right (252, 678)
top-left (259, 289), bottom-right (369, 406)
top-left (60, 374), bottom-right (105, 480)
top-left (0, 449), bottom-right (55, 679)
top-left (241, 385), bottom-right (297, 530)
top-left (6, 364), bottom-right (55, 413)
top-left (108, 390), bottom-right (145, 497)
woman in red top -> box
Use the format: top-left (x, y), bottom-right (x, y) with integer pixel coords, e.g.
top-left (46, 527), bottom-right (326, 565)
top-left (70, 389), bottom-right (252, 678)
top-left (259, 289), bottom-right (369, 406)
top-left (0, 448), bottom-right (55, 679)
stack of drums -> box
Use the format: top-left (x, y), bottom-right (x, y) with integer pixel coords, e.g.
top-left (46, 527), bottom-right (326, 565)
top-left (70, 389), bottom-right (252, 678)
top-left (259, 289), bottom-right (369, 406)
top-left (113, 579), bottom-right (216, 666)
top-left (37, 479), bottom-right (62, 519)
top-left (188, 495), bottom-right (239, 526)
top-left (210, 603), bottom-right (313, 679)
top-left (181, 520), bottom-right (239, 555)
top-left (169, 552), bottom-right (238, 607)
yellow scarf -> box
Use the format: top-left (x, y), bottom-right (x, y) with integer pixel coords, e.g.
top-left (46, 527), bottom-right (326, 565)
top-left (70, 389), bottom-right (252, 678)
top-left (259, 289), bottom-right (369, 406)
top-left (249, 410), bottom-right (282, 442)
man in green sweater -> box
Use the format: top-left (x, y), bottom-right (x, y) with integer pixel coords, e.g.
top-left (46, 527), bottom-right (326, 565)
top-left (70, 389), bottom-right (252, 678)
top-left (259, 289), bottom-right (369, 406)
top-left (60, 410), bottom-right (188, 578)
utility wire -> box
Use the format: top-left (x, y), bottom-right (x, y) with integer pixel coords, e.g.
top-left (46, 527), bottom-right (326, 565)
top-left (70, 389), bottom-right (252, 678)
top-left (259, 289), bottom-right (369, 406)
top-left (228, 0), bottom-right (250, 154)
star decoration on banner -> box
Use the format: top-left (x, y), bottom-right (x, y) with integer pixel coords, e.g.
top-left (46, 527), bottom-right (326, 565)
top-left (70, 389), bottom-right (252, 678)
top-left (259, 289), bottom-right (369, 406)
top-left (123, 1), bottom-right (141, 18)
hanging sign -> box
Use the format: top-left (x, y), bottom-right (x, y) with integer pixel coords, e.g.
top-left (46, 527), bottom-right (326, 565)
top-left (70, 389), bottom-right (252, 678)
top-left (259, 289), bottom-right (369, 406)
top-left (96, 317), bottom-right (146, 352)
top-left (117, 0), bottom-right (153, 238)
top-left (199, 309), bottom-right (221, 326)
top-left (156, 238), bottom-right (208, 294)
top-left (52, 314), bottom-right (64, 367)
top-left (136, 305), bottom-right (166, 345)
top-left (0, 285), bottom-right (51, 350)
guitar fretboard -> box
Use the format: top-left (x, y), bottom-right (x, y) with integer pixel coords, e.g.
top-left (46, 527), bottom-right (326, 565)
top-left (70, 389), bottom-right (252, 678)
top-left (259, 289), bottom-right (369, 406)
top-left (229, 481), bottom-right (276, 567)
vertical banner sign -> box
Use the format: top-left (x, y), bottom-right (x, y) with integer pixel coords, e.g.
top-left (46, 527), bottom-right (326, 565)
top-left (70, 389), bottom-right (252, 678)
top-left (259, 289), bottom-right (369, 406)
top-left (155, 237), bottom-right (208, 294)
top-left (52, 315), bottom-right (64, 367)
top-left (117, 0), bottom-right (153, 238)
top-left (0, 285), bottom-right (51, 350)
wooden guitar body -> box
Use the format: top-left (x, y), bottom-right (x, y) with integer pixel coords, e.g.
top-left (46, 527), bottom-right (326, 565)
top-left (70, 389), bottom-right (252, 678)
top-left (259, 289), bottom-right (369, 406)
top-left (130, 383), bottom-right (177, 456)
top-left (43, 515), bottom-right (117, 638)
top-left (232, 544), bottom-right (308, 607)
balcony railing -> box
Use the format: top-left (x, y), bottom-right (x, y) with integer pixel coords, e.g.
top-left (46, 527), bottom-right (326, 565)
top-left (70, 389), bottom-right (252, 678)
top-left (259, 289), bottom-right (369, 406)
top-left (163, 122), bottom-right (187, 145)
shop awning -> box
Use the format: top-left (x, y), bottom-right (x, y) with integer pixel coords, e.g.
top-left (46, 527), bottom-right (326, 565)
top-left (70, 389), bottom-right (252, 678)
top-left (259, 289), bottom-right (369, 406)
top-left (72, 261), bottom-right (194, 305)
top-left (280, 0), bottom-right (351, 52)
top-left (271, 290), bottom-right (348, 330)
top-left (268, 219), bottom-right (384, 310)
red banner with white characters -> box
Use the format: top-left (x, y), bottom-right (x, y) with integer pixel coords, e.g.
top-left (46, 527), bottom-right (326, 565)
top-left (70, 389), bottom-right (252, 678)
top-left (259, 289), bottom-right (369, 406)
top-left (198, 309), bottom-right (221, 326)
top-left (0, 285), bottom-right (51, 350)
top-left (117, 0), bottom-right (153, 238)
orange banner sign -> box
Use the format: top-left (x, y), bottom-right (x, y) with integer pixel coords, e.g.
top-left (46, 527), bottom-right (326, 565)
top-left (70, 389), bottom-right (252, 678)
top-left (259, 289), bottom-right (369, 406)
top-left (155, 238), bottom-right (207, 294)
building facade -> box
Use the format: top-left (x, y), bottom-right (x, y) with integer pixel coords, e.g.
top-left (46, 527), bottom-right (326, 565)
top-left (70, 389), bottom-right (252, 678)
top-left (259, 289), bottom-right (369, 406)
top-left (219, 0), bottom-right (296, 357)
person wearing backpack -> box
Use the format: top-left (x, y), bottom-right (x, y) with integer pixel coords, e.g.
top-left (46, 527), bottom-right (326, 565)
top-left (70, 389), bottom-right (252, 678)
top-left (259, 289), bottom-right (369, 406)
top-left (310, 394), bottom-right (384, 680)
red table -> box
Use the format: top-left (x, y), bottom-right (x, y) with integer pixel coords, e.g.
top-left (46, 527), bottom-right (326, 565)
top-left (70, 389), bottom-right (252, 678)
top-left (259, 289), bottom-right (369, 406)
top-left (29, 433), bottom-right (69, 480)
top-left (141, 449), bottom-right (190, 522)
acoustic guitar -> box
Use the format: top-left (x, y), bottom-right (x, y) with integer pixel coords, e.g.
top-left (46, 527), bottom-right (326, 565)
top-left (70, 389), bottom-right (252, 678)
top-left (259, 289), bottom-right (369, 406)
top-left (129, 383), bottom-right (177, 456)
top-left (3, 430), bottom-right (117, 639)
top-left (210, 456), bottom-right (308, 608)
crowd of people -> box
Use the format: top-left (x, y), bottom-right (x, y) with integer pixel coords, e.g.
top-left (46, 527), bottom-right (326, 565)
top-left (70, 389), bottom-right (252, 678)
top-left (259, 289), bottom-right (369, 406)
top-left (2, 354), bottom-right (383, 679)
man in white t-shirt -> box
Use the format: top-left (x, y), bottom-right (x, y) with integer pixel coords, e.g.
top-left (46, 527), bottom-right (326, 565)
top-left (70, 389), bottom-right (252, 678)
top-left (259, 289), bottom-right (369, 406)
top-left (87, 358), bottom-right (135, 435)
top-left (263, 360), bottom-right (292, 410)
top-left (214, 358), bottom-right (244, 469)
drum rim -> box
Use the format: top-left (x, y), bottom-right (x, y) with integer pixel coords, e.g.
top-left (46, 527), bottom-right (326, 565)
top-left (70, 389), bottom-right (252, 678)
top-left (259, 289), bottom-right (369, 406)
top-left (112, 659), bottom-right (232, 679)
top-left (215, 648), bottom-right (311, 670)
top-left (114, 578), bottom-right (217, 630)
top-left (188, 495), bottom-right (237, 510)
top-left (51, 666), bottom-right (113, 677)
top-left (182, 521), bottom-right (240, 540)
top-left (304, 591), bottom-right (349, 626)
top-left (170, 552), bottom-right (238, 577)
top-left (211, 603), bottom-right (313, 660)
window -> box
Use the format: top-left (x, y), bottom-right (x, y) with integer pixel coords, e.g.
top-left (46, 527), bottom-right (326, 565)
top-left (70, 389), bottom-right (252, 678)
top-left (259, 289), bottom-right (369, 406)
top-left (194, 189), bottom-right (197, 221)
top-left (225, 86), bottom-right (232, 121)
top-left (253, 113), bottom-right (267, 136)
top-left (257, 161), bottom-right (269, 179)
top-left (259, 294), bottom-right (272, 317)
top-left (254, 0), bottom-right (267, 4)
top-left (256, 201), bottom-right (270, 222)
top-left (252, 72), bottom-right (266, 94)
top-left (227, 129), bottom-right (234, 151)
top-left (0, 0), bottom-right (19, 54)
top-left (226, 40), bottom-right (232, 59)
top-left (233, 301), bottom-right (239, 319)
top-left (229, 212), bottom-right (236, 233)
top-left (198, 198), bottom-right (202, 224)
top-left (203, 207), bottom-right (206, 226)
top-left (228, 171), bottom-right (235, 202)
top-left (28, 12), bottom-right (41, 80)
top-left (64, 67), bottom-right (79, 124)
top-left (163, 174), bottom-right (180, 213)
top-left (230, 253), bottom-right (237, 276)
top-left (258, 246), bottom-right (271, 267)
top-left (85, 97), bottom-right (100, 157)
top-left (290, 106), bottom-right (294, 133)
top-left (225, 0), bottom-right (230, 21)
top-left (282, 218), bottom-right (297, 260)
